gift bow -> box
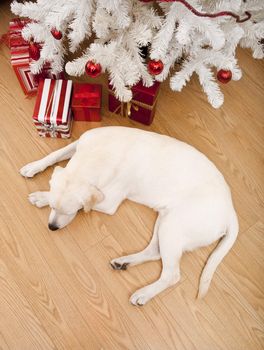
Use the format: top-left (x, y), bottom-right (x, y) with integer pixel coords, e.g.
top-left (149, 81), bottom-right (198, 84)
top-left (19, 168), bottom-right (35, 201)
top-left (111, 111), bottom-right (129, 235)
top-left (109, 89), bottom-right (157, 118)
top-left (43, 122), bottom-right (57, 137)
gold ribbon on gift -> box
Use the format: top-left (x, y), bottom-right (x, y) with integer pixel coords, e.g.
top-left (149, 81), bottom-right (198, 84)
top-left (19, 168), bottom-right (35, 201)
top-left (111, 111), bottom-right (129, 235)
top-left (108, 88), bottom-right (159, 118)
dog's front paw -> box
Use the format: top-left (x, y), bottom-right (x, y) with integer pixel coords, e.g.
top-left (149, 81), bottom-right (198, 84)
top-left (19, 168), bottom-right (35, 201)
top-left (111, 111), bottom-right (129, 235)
top-left (20, 161), bottom-right (44, 178)
top-left (130, 288), bottom-right (152, 306)
top-left (28, 192), bottom-right (49, 208)
top-left (110, 258), bottom-right (130, 270)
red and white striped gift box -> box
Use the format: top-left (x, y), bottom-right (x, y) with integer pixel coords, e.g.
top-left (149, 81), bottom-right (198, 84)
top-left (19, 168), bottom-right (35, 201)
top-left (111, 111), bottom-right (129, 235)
top-left (10, 18), bottom-right (64, 95)
top-left (33, 79), bottom-right (73, 138)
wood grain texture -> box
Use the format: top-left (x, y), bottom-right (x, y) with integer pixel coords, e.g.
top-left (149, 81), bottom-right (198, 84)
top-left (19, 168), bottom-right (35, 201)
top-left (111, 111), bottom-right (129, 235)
top-left (0, 1), bottom-right (264, 349)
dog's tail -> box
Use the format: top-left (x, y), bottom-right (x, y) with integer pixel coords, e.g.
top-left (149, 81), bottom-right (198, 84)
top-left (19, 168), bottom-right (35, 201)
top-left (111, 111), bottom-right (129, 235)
top-left (198, 211), bottom-right (239, 298)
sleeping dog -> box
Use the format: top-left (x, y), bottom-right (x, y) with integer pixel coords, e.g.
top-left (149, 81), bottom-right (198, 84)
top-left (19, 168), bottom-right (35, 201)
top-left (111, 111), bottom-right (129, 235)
top-left (20, 126), bottom-right (238, 305)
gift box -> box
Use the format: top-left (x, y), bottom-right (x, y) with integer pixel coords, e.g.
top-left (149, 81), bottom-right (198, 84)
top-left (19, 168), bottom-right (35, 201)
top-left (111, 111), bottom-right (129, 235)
top-left (33, 79), bottom-right (73, 138)
top-left (72, 83), bottom-right (102, 121)
top-left (108, 80), bottom-right (160, 125)
top-left (10, 18), bottom-right (63, 95)
top-left (10, 18), bottom-right (36, 95)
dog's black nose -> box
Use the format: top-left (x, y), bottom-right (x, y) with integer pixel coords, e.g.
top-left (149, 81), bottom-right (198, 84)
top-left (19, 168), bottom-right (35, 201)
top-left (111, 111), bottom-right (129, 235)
top-left (48, 223), bottom-right (59, 231)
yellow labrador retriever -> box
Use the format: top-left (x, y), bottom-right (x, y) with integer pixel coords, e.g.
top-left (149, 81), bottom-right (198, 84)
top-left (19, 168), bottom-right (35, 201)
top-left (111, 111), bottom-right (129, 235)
top-left (20, 126), bottom-right (238, 305)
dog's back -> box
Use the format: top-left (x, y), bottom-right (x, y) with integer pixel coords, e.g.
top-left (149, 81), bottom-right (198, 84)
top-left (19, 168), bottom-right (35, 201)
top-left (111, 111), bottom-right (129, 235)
top-left (77, 126), bottom-right (230, 207)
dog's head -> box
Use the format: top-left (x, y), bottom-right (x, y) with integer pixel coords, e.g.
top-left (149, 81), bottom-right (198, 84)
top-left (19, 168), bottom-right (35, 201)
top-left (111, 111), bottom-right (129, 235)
top-left (48, 166), bottom-right (104, 230)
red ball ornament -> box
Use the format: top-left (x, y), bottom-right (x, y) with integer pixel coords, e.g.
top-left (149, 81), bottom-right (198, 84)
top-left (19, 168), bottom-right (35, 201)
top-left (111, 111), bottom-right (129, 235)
top-left (50, 28), bottom-right (62, 40)
top-left (85, 60), bottom-right (102, 78)
top-left (148, 59), bottom-right (164, 75)
top-left (28, 42), bottom-right (40, 61)
top-left (217, 69), bottom-right (232, 84)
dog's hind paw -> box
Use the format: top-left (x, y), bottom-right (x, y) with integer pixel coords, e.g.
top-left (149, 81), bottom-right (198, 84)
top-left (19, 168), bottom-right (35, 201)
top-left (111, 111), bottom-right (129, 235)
top-left (20, 161), bottom-right (44, 178)
top-left (110, 259), bottom-right (130, 270)
top-left (28, 192), bottom-right (49, 208)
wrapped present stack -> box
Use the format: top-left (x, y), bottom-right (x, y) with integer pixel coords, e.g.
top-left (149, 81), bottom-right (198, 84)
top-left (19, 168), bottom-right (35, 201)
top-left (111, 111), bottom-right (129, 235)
top-left (8, 18), bottom-right (162, 139)
top-left (108, 80), bottom-right (160, 126)
top-left (31, 78), bottom-right (159, 139)
top-left (9, 18), bottom-right (63, 96)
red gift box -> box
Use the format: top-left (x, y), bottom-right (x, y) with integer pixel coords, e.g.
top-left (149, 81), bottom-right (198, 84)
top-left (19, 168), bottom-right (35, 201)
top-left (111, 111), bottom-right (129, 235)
top-left (72, 83), bottom-right (102, 121)
top-left (9, 18), bottom-right (63, 95)
top-left (108, 81), bottom-right (160, 125)
top-left (33, 79), bottom-right (73, 138)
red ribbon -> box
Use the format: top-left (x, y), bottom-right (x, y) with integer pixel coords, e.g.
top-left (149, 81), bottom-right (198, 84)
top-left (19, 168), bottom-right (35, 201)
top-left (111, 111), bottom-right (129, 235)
top-left (156, 0), bottom-right (251, 23)
top-left (74, 92), bottom-right (99, 99)
top-left (74, 91), bottom-right (99, 106)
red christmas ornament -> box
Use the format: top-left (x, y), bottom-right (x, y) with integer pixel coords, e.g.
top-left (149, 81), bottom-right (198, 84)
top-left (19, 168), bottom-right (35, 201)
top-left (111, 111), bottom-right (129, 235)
top-left (148, 59), bottom-right (164, 75)
top-left (85, 60), bottom-right (102, 78)
top-left (28, 41), bottom-right (41, 61)
top-left (217, 69), bottom-right (232, 84)
top-left (50, 28), bottom-right (62, 40)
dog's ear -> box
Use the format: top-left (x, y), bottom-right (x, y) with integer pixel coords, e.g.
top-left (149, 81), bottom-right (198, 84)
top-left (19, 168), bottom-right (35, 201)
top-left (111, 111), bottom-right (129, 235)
top-left (50, 166), bottom-right (63, 180)
top-left (83, 186), bottom-right (104, 212)
top-left (49, 166), bottom-right (64, 185)
top-left (49, 165), bottom-right (64, 185)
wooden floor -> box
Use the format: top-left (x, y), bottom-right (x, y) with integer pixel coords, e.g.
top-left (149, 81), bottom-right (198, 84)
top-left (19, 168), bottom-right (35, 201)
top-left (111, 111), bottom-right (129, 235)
top-left (1, 2), bottom-right (264, 349)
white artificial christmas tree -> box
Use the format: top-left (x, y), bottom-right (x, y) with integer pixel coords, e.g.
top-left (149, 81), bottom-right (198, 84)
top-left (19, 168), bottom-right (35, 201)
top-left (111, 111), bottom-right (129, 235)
top-left (11, 0), bottom-right (264, 108)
